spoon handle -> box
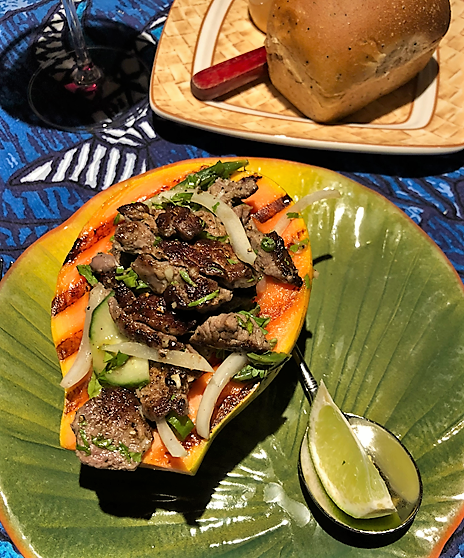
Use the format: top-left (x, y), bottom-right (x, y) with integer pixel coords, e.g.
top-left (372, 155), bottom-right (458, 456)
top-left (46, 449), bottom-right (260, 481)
top-left (292, 345), bottom-right (319, 404)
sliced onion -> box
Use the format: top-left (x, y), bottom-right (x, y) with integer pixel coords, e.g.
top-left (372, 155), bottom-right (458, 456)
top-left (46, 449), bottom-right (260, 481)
top-left (190, 191), bottom-right (256, 265)
top-left (273, 189), bottom-right (341, 236)
top-left (60, 283), bottom-right (110, 389)
top-left (156, 417), bottom-right (188, 458)
top-left (196, 352), bottom-right (249, 440)
top-left (151, 188), bottom-right (256, 265)
top-left (102, 341), bottom-right (214, 373)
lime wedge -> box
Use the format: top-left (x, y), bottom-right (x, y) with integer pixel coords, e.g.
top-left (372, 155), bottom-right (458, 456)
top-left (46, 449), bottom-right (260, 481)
top-left (308, 381), bottom-right (396, 519)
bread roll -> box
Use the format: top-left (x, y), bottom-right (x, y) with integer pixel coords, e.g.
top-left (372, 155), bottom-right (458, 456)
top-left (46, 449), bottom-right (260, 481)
top-left (264, 0), bottom-right (451, 122)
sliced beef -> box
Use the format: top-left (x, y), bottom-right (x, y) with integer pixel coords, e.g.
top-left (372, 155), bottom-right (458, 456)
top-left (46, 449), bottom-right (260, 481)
top-left (158, 238), bottom-right (260, 289)
top-left (117, 201), bottom-right (155, 223)
top-left (209, 175), bottom-right (259, 206)
top-left (164, 274), bottom-right (233, 314)
top-left (115, 284), bottom-right (195, 335)
top-left (131, 253), bottom-right (233, 313)
top-left (108, 286), bottom-right (187, 350)
top-left (136, 362), bottom-right (192, 421)
top-left (245, 223), bottom-right (303, 287)
top-left (132, 254), bottom-right (185, 295)
top-left (72, 387), bottom-right (152, 471)
top-left (190, 312), bottom-right (271, 353)
top-left (113, 221), bottom-right (158, 255)
top-left (156, 205), bottom-right (204, 241)
top-left (194, 209), bottom-right (227, 239)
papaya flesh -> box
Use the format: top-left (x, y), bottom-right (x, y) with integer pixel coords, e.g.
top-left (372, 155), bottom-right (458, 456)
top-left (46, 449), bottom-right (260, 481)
top-left (51, 158), bottom-right (312, 475)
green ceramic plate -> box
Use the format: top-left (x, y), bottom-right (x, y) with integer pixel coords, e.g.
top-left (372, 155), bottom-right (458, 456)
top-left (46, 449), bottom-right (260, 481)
top-left (1, 158), bottom-right (464, 558)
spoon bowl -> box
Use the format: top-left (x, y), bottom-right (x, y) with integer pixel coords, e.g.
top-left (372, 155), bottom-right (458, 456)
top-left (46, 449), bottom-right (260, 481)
top-left (293, 346), bottom-right (422, 544)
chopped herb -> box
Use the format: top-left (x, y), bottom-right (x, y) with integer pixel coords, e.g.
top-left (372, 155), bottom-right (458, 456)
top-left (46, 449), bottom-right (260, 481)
top-left (77, 264), bottom-right (98, 287)
top-left (170, 192), bottom-right (194, 206)
top-left (86, 433), bottom-right (142, 463)
top-left (237, 315), bottom-right (254, 335)
top-left (103, 351), bottom-right (130, 370)
top-left (166, 411), bottom-right (195, 441)
top-left (234, 351), bottom-right (288, 381)
top-left (304, 274), bottom-right (312, 289)
top-left (233, 363), bottom-right (269, 381)
top-left (247, 351), bottom-right (289, 366)
top-left (177, 160), bottom-right (249, 191)
top-left (92, 434), bottom-right (117, 451)
top-left (200, 231), bottom-right (229, 242)
top-left (212, 202), bottom-right (220, 212)
top-left (179, 269), bottom-right (197, 287)
top-left (113, 213), bottom-right (122, 225)
top-left (188, 290), bottom-right (220, 307)
top-left (286, 212), bottom-right (301, 219)
top-left (227, 258), bottom-right (239, 265)
top-left (118, 443), bottom-right (142, 463)
top-left (88, 372), bottom-right (103, 398)
top-left (237, 307), bottom-right (271, 335)
top-left (150, 202), bottom-right (165, 210)
top-left (261, 236), bottom-right (276, 252)
top-left (77, 428), bottom-right (91, 455)
top-left (153, 235), bottom-right (163, 246)
top-left (115, 266), bottom-right (149, 291)
top-left (289, 238), bottom-right (309, 253)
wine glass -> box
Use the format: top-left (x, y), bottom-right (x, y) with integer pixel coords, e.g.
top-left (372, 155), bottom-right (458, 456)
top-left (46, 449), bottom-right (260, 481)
top-left (27, 0), bottom-right (150, 131)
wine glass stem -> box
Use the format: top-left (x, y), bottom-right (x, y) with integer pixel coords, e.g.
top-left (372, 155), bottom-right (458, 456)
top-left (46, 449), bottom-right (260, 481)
top-left (61, 0), bottom-right (92, 69)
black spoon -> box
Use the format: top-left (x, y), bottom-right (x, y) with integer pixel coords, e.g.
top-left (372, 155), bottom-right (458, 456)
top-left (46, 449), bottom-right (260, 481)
top-left (292, 345), bottom-right (422, 543)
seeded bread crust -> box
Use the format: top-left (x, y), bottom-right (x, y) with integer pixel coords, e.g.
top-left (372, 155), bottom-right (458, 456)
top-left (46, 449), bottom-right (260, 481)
top-left (265, 0), bottom-right (451, 122)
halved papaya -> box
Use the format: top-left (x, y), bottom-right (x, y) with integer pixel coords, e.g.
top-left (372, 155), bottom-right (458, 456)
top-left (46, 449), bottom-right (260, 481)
top-left (51, 158), bottom-right (313, 475)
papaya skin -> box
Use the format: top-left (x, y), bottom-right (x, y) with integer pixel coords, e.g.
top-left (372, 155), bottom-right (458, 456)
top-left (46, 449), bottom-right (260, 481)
top-left (51, 158), bottom-right (313, 475)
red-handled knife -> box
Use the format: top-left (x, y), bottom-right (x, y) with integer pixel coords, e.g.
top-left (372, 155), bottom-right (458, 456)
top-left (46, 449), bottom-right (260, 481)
top-left (190, 46), bottom-right (267, 101)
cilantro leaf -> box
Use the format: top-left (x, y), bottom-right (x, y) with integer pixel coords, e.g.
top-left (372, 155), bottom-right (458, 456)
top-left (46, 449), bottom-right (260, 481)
top-left (166, 411), bottom-right (195, 441)
top-left (247, 352), bottom-right (289, 366)
top-left (77, 264), bottom-right (98, 287)
top-left (115, 266), bottom-right (149, 291)
top-left (177, 160), bottom-right (249, 191)
top-left (179, 269), bottom-right (197, 287)
top-left (188, 289), bottom-right (219, 307)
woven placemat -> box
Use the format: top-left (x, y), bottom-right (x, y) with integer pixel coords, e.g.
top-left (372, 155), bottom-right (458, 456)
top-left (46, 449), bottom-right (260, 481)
top-left (150, 0), bottom-right (464, 153)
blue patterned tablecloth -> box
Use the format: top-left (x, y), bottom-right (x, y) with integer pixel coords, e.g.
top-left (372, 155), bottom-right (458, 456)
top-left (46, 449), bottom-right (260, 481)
top-left (0, 1), bottom-right (463, 557)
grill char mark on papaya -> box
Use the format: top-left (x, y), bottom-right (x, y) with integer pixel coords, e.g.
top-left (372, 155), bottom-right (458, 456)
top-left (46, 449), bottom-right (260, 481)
top-left (64, 220), bottom-right (115, 263)
top-left (57, 333), bottom-right (83, 361)
top-left (252, 195), bottom-right (292, 223)
top-left (212, 382), bottom-right (258, 428)
top-left (51, 278), bottom-right (90, 317)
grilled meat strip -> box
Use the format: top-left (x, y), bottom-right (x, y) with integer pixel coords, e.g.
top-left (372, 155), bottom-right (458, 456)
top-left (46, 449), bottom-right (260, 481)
top-left (72, 387), bottom-right (152, 471)
top-left (157, 238), bottom-right (260, 290)
top-left (108, 284), bottom-right (189, 350)
top-left (136, 362), bottom-right (198, 421)
top-left (190, 312), bottom-right (271, 353)
top-left (155, 205), bottom-right (204, 241)
top-left (209, 175), bottom-right (259, 205)
top-left (245, 224), bottom-right (303, 287)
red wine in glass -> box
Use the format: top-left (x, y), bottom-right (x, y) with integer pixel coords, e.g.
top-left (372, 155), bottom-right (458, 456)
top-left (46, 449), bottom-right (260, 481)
top-left (27, 0), bottom-right (150, 131)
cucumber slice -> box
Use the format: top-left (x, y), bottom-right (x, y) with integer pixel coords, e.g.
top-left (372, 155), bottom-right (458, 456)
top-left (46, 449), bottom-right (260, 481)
top-left (89, 294), bottom-right (149, 388)
top-left (100, 356), bottom-right (149, 388)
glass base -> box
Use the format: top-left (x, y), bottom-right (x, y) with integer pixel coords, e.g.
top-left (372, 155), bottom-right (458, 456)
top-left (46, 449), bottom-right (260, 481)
top-left (27, 46), bottom-right (149, 132)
